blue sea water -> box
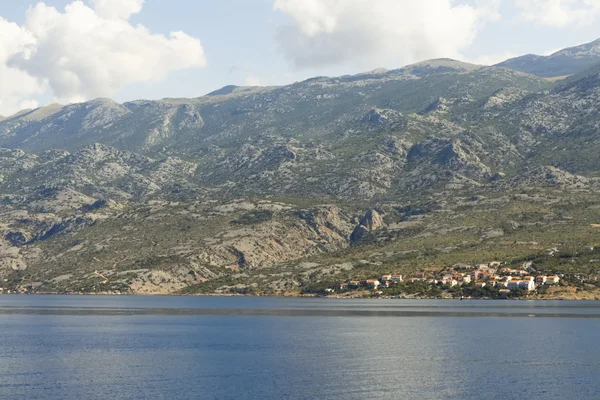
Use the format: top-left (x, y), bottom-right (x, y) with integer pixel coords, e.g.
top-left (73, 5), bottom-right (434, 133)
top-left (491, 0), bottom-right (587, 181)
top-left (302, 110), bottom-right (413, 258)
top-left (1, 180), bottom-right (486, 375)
top-left (0, 296), bottom-right (599, 399)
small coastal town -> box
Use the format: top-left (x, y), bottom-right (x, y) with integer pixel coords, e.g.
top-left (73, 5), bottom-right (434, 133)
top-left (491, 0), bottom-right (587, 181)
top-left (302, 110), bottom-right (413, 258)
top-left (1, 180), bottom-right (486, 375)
top-left (319, 261), bottom-right (570, 299)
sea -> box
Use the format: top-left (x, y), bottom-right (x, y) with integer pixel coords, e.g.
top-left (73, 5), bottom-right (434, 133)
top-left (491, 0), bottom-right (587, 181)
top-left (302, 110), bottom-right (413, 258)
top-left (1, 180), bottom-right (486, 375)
top-left (0, 296), bottom-right (599, 400)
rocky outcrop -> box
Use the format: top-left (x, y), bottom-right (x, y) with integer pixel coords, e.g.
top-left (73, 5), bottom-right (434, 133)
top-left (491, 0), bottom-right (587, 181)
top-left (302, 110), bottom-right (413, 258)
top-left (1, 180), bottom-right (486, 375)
top-left (350, 209), bottom-right (385, 243)
top-left (408, 138), bottom-right (492, 182)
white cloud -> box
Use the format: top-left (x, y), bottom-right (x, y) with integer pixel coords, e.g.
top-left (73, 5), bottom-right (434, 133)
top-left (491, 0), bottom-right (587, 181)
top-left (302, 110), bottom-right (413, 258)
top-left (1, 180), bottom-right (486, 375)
top-left (515, 0), bottom-right (600, 27)
top-left (90, 0), bottom-right (144, 20)
top-left (0, 0), bottom-right (206, 115)
top-left (272, 0), bottom-right (499, 69)
top-left (0, 17), bottom-right (46, 116)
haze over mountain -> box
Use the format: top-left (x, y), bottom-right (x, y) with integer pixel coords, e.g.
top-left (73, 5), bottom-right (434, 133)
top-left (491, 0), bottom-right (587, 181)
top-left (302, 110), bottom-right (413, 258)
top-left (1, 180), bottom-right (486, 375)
top-left (1, 39), bottom-right (600, 295)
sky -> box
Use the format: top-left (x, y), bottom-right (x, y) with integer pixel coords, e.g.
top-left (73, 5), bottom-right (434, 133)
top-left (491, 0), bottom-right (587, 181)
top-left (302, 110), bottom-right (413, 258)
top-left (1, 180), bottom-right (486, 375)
top-left (0, 0), bottom-right (599, 116)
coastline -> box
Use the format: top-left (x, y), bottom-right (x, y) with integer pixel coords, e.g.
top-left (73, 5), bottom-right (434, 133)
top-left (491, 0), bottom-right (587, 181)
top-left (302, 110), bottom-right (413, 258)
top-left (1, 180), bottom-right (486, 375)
top-left (2, 291), bottom-right (599, 301)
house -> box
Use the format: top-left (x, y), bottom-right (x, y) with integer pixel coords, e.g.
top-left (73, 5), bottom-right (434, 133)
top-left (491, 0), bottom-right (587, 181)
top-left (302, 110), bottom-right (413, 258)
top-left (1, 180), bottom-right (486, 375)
top-left (441, 273), bottom-right (454, 281)
top-left (546, 276), bottom-right (560, 285)
top-left (365, 279), bottom-right (381, 289)
top-left (381, 274), bottom-right (393, 282)
top-left (339, 283), bottom-right (349, 291)
top-left (325, 288), bottom-right (335, 294)
top-left (475, 282), bottom-right (486, 288)
top-left (348, 281), bottom-right (361, 289)
top-left (488, 280), bottom-right (497, 287)
top-left (438, 275), bottom-right (458, 286)
top-left (462, 275), bottom-right (472, 284)
top-left (499, 289), bottom-right (511, 298)
top-left (390, 274), bottom-right (403, 282)
top-left (415, 272), bottom-right (426, 279)
top-left (536, 275), bottom-right (547, 284)
top-left (523, 276), bottom-right (535, 282)
top-left (479, 266), bottom-right (497, 275)
top-left (518, 280), bottom-right (536, 291)
top-left (506, 281), bottom-right (520, 290)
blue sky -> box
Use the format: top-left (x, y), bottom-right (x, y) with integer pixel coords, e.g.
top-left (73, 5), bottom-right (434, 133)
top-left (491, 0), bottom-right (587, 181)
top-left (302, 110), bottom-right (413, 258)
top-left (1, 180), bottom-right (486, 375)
top-left (0, 0), bottom-right (599, 115)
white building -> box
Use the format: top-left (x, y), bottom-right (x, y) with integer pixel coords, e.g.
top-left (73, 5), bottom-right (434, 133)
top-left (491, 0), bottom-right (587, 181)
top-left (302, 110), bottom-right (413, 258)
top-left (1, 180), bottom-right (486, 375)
top-left (507, 280), bottom-right (535, 291)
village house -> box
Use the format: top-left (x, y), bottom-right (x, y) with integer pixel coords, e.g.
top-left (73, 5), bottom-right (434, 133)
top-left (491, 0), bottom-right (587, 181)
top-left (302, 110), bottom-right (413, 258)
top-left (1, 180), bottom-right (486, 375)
top-left (475, 282), bottom-right (486, 288)
top-left (415, 272), bottom-right (426, 279)
top-left (471, 270), bottom-right (483, 281)
top-left (478, 265), bottom-right (497, 275)
top-left (391, 274), bottom-right (403, 283)
top-left (507, 280), bottom-right (536, 291)
top-left (536, 275), bottom-right (547, 284)
top-left (365, 279), bottom-right (381, 289)
top-left (381, 274), bottom-right (393, 282)
top-left (506, 281), bottom-right (520, 290)
top-left (546, 276), bottom-right (560, 285)
top-left (499, 289), bottom-right (511, 298)
top-left (339, 283), bottom-right (349, 291)
top-left (348, 281), bottom-right (361, 289)
top-left (519, 280), bottom-right (536, 291)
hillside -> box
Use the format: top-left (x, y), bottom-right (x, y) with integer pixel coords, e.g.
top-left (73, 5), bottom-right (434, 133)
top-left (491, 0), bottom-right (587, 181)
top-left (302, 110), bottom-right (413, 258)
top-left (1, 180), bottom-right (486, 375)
top-left (1, 44), bottom-right (600, 296)
top-left (495, 38), bottom-right (600, 77)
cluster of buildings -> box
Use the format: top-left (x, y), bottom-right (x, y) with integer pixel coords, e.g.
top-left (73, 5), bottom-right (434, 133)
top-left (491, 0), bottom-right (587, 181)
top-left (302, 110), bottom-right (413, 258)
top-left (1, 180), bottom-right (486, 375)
top-left (339, 273), bottom-right (403, 291)
top-left (337, 262), bottom-right (562, 295)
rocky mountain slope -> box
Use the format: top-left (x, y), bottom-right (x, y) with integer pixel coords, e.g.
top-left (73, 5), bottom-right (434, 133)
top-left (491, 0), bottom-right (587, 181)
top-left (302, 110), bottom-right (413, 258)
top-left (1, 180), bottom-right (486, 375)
top-left (495, 38), bottom-right (600, 77)
top-left (1, 41), bottom-right (600, 295)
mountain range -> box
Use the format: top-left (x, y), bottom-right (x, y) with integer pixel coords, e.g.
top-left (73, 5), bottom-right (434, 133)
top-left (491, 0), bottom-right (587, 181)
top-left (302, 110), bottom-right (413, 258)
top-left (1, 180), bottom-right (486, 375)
top-left (1, 39), bottom-right (600, 295)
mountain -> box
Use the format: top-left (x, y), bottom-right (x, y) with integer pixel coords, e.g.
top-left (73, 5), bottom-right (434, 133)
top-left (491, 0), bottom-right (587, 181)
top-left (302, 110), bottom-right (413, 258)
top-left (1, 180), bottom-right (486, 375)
top-left (495, 38), bottom-right (600, 78)
top-left (1, 46), bottom-right (600, 296)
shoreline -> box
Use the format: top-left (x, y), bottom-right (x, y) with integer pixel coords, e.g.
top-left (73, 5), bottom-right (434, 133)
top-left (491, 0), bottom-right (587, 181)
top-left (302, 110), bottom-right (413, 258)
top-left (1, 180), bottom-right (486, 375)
top-left (1, 292), bottom-right (598, 301)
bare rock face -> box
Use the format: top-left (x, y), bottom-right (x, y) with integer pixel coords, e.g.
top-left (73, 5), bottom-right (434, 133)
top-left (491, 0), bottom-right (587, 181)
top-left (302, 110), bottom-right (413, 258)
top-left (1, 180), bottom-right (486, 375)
top-left (296, 205), bottom-right (354, 239)
top-left (408, 138), bottom-right (492, 182)
top-left (483, 88), bottom-right (529, 110)
top-left (508, 166), bottom-right (590, 188)
top-left (360, 209), bottom-right (385, 231)
top-left (5, 231), bottom-right (29, 247)
top-left (350, 209), bottom-right (385, 243)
